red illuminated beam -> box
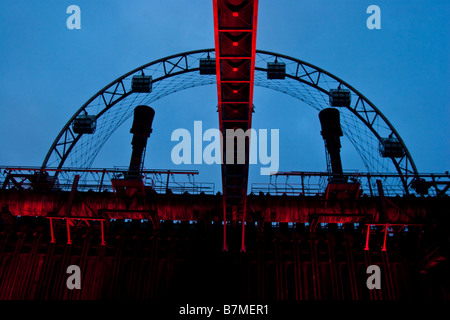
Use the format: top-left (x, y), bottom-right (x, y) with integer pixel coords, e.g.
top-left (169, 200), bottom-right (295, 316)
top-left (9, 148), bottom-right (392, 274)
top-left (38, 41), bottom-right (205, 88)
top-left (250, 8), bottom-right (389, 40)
top-left (213, 0), bottom-right (259, 252)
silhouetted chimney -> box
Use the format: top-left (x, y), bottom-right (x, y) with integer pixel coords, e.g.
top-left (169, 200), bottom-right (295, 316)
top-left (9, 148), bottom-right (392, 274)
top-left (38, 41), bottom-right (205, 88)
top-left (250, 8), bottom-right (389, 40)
top-left (319, 108), bottom-right (344, 181)
top-left (127, 105), bottom-right (155, 179)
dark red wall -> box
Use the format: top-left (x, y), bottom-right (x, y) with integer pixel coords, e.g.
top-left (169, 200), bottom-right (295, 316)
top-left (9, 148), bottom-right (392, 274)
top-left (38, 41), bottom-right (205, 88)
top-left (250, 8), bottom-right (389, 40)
top-left (0, 218), bottom-right (448, 300)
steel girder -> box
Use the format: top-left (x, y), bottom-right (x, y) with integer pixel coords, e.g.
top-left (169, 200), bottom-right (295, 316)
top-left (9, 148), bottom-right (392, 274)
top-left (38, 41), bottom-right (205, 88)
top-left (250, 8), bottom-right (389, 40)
top-left (212, 0), bottom-right (259, 251)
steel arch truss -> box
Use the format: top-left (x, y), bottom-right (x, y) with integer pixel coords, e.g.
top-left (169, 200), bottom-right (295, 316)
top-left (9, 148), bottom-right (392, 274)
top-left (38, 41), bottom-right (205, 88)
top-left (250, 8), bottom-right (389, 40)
top-left (42, 48), bottom-right (418, 195)
top-left (253, 50), bottom-right (418, 194)
top-left (42, 49), bottom-right (216, 171)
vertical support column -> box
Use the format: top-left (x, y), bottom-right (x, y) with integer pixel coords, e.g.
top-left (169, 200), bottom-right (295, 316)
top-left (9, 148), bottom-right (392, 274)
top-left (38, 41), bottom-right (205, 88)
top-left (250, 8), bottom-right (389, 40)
top-left (381, 250), bottom-right (396, 300)
top-left (364, 224), bottom-right (371, 251)
top-left (310, 235), bottom-right (321, 300)
top-left (108, 234), bottom-right (124, 299)
top-left (147, 236), bottom-right (159, 299)
top-left (52, 239), bottom-right (73, 299)
top-left (274, 238), bottom-right (285, 300)
top-left (326, 234), bottom-right (340, 299)
top-left (165, 237), bottom-right (177, 297)
top-left (69, 232), bottom-right (91, 300)
top-left (66, 219), bottom-right (72, 245)
top-left (17, 232), bottom-right (42, 299)
top-left (382, 224), bottom-right (388, 252)
top-left (344, 235), bottom-right (360, 300)
top-left (126, 235), bottom-right (143, 299)
top-left (165, 171), bottom-right (171, 194)
top-left (89, 244), bottom-right (106, 299)
top-left (240, 196), bottom-right (247, 252)
top-left (35, 241), bottom-right (56, 299)
top-left (49, 218), bottom-right (56, 243)
top-left (100, 220), bottom-right (106, 246)
top-left (292, 236), bottom-right (303, 300)
top-left (0, 231), bottom-right (26, 299)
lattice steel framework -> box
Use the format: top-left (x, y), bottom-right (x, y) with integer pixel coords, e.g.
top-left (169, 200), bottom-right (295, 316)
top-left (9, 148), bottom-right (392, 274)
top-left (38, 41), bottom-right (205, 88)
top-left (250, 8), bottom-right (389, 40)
top-left (42, 48), bottom-right (418, 197)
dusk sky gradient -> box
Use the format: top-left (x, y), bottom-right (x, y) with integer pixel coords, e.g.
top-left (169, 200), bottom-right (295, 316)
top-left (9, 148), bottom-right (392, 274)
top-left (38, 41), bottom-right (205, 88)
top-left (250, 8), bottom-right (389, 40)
top-left (0, 0), bottom-right (448, 189)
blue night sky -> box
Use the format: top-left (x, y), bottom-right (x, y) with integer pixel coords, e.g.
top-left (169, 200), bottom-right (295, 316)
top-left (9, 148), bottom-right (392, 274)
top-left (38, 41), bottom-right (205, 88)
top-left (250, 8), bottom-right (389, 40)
top-left (0, 1), bottom-right (448, 190)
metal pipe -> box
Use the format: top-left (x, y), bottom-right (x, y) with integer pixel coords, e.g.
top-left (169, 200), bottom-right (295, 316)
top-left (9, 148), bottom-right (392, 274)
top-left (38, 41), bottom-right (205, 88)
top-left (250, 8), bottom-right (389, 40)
top-left (127, 106), bottom-right (155, 179)
top-left (319, 108), bottom-right (344, 181)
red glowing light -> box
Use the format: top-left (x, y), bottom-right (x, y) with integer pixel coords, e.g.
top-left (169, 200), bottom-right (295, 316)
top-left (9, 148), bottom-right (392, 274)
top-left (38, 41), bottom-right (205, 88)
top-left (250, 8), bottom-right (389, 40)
top-left (233, 67), bottom-right (238, 72)
top-left (232, 42), bottom-right (238, 46)
top-left (233, 12), bottom-right (239, 17)
top-left (233, 90), bottom-right (238, 93)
